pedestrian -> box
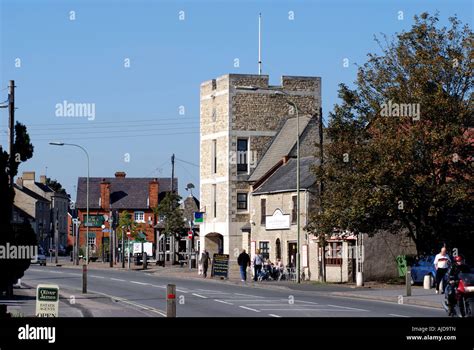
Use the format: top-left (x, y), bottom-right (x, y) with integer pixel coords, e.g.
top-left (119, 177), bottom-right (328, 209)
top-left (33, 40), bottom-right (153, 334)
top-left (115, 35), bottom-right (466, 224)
top-left (200, 250), bottom-right (211, 278)
top-left (237, 249), bottom-right (251, 282)
top-left (434, 247), bottom-right (451, 294)
top-left (252, 249), bottom-right (263, 281)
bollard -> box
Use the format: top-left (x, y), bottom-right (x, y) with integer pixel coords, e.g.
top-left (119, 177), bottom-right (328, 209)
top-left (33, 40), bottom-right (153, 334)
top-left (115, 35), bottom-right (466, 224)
top-left (356, 272), bottom-right (363, 287)
top-left (423, 275), bottom-right (431, 290)
top-left (143, 252), bottom-right (147, 270)
top-left (166, 284), bottom-right (176, 317)
top-left (82, 264), bottom-right (87, 294)
top-left (405, 269), bottom-right (411, 297)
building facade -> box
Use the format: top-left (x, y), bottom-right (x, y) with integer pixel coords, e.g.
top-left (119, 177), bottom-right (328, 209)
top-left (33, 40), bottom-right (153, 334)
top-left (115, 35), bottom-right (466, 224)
top-left (199, 74), bottom-right (322, 276)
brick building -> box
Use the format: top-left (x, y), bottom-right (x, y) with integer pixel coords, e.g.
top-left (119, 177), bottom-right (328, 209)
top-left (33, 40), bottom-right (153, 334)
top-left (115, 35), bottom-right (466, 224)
top-left (75, 171), bottom-right (176, 255)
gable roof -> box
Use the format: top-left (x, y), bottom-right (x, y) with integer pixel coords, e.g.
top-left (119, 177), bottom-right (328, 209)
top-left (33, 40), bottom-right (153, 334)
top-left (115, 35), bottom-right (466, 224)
top-left (249, 116), bottom-right (311, 181)
top-left (253, 156), bottom-right (318, 195)
top-left (75, 177), bottom-right (177, 210)
top-left (14, 184), bottom-right (49, 202)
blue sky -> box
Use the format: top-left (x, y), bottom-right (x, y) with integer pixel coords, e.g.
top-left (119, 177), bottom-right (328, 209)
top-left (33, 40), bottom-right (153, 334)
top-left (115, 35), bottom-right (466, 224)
top-left (0, 0), bottom-right (472, 201)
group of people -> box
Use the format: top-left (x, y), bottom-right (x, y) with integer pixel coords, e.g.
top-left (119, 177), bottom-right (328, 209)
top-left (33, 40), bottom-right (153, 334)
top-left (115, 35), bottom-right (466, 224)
top-left (433, 246), bottom-right (470, 294)
top-left (237, 249), bottom-right (285, 282)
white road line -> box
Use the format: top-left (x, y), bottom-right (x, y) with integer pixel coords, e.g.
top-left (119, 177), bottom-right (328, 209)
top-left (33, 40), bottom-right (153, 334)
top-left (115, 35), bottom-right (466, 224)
top-left (110, 278), bottom-right (126, 282)
top-left (176, 289), bottom-right (189, 293)
top-left (90, 275), bottom-right (105, 279)
top-left (48, 271), bottom-right (63, 274)
top-left (260, 308), bottom-right (361, 312)
top-left (239, 306), bottom-right (260, 313)
top-left (222, 299), bottom-right (268, 302)
top-left (192, 293), bottom-right (208, 299)
top-left (130, 281), bottom-right (149, 286)
top-left (296, 300), bottom-right (319, 305)
top-left (327, 304), bottom-right (369, 312)
top-left (234, 293), bottom-right (264, 298)
top-left (389, 313), bottom-right (410, 318)
top-left (151, 285), bottom-right (166, 289)
top-left (269, 314), bottom-right (282, 318)
top-left (214, 299), bottom-right (234, 305)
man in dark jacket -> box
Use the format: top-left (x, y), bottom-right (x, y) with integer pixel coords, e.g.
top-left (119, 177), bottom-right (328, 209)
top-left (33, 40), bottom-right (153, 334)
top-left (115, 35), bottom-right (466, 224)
top-left (237, 250), bottom-right (251, 282)
top-left (200, 250), bottom-right (211, 278)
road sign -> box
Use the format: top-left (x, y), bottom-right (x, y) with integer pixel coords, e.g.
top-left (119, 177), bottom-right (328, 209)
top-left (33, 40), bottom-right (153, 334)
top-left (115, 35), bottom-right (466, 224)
top-left (102, 228), bottom-right (110, 233)
top-left (126, 231), bottom-right (131, 236)
top-left (36, 284), bottom-right (59, 317)
top-left (188, 230), bottom-right (193, 239)
top-left (194, 212), bottom-right (203, 223)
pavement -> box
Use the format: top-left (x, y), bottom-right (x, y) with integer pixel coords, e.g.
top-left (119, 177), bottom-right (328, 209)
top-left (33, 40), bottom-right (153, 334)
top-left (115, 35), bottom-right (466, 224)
top-left (3, 260), bottom-right (447, 317)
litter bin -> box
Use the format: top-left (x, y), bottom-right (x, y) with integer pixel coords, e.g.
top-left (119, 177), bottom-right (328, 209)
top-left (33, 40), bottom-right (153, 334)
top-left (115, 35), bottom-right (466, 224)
top-left (134, 254), bottom-right (142, 266)
top-left (396, 255), bottom-right (408, 277)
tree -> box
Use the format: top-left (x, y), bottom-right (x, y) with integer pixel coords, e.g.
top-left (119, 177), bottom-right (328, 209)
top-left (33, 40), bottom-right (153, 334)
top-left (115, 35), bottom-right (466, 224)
top-left (153, 192), bottom-right (187, 238)
top-left (45, 177), bottom-right (68, 196)
top-left (311, 13), bottom-right (473, 259)
top-left (0, 121), bottom-right (35, 298)
top-left (118, 210), bottom-right (139, 241)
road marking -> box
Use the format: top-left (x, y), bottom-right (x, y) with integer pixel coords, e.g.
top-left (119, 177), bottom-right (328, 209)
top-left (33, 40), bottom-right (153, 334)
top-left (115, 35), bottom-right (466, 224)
top-left (192, 293), bottom-right (208, 299)
top-left (176, 289), bottom-right (189, 293)
top-left (389, 313), bottom-right (410, 318)
top-left (234, 293), bottom-right (264, 298)
top-left (269, 314), bottom-right (282, 318)
top-left (296, 300), bottom-right (319, 305)
top-left (260, 308), bottom-right (361, 312)
top-left (48, 271), bottom-right (64, 274)
top-left (90, 275), bottom-right (105, 279)
top-left (151, 285), bottom-right (166, 289)
top-left (214, 299), bottom-right (234, 305)
top-left (239, 306), bottom-right (260, 312)
top-left (130, 281), bottom-right (149, 286)
top-left (327, 304), bottom-right (369, 312)
top-left (89, 289), bottom-right (166, 317)
top-left (110, 278), bottom-right (126, 282)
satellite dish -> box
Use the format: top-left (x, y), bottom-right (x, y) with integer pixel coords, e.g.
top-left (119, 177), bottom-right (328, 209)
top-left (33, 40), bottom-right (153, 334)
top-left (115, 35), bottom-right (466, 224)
top-left (186, 183), bottom-right (195, 190)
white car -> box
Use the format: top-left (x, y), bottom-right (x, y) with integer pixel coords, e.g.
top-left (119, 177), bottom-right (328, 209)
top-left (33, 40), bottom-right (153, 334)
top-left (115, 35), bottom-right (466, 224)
top-left (31, 247), bottom-right (47, 266)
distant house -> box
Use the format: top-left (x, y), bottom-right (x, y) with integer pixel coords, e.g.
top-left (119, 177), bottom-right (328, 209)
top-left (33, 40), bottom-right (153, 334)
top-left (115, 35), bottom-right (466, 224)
top-left (75, 171), bottom-right (176, 257)
top-left (15, 171), bottom-right (69, 252)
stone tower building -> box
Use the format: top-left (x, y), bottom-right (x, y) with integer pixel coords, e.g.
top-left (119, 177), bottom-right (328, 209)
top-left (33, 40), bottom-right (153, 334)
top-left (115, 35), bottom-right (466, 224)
top-left (199, 74), bottom-right (321, 271)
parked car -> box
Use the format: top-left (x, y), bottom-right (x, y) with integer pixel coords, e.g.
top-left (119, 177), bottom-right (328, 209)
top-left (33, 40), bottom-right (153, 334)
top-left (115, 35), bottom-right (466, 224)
top-left (58, 245), bottom-right (67, 256)
top-left (411, 255), bottom-right (445, 287)
top-left (31, 247), bottom-right (47, 266)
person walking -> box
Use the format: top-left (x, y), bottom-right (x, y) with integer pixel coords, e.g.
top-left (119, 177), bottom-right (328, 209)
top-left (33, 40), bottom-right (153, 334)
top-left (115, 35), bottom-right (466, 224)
top-left (252, 249), bottom-right (264, 281)
top-left (200, 250), bottom-right (211, 278)
top-left (434, 247), bottom-right (451, 294)
top-left (237, 249), bottom-right (251, 282)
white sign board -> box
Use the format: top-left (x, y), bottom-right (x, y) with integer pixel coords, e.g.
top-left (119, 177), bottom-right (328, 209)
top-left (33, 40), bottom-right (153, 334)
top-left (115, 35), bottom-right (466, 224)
top-left (36, 284), bottom-right (59, 317)
top-left (265, 209), bottom-right (290, 230)
top-left (302, 244), bottom-right (308, 267)
top-left (133, 242), bottom-right (153, 256)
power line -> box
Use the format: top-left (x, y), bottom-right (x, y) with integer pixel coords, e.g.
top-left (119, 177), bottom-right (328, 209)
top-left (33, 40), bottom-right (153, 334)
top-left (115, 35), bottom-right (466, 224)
top-left (175, 157), bottom-right (199, 168)
top-left (23, 125), bottom-right (199, 136)
top-left (20, 117), bottom-right (198, 126)
top-left (33, 131), bottom-right (199, 141)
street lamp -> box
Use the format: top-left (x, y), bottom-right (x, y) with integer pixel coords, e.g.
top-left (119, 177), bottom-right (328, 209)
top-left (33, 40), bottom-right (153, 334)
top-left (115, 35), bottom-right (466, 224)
top-left (49, 142), bottom-right (90, 265)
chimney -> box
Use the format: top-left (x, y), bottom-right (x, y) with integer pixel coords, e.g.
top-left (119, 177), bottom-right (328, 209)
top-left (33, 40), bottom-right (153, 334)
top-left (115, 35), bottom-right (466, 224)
top-left (148, 178), bottom-right (159, 208)
top-left (100, 178), bottom-right (111, 210)
top-left (115, 171), bottom-right (126, 178)
top-left (40, 175), bottom-right (47, 184)
top-left (22, 171), bottom-right (35, 182)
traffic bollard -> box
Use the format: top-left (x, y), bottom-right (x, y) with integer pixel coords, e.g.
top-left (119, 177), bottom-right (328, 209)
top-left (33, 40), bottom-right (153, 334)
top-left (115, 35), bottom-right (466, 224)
top-left (405, 269), bottom-right (411, 296)
top-left (166, 284), bottom-right (176, 317)
top-left (82, 264), bottom-right (87, 294)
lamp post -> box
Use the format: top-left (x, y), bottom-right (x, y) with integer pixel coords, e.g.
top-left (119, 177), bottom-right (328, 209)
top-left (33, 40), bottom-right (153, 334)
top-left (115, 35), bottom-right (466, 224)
top-left (49, 142), bottom-right (90, 265)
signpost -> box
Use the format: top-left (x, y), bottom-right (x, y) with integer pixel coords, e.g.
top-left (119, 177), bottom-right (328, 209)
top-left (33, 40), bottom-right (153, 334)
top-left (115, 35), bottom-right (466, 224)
top-left (188, 230), bottom-right (193, 239)
top-left (36, 284), bottom-right (59, 317)
top-left (193, 212), bottom-right (204, 224)
top-left (211, 254), bottom-right (229, 279)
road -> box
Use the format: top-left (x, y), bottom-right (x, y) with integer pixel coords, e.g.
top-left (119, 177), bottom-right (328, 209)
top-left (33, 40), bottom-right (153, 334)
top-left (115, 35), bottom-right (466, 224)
top-left (22, 266), bottom-right (446, 317)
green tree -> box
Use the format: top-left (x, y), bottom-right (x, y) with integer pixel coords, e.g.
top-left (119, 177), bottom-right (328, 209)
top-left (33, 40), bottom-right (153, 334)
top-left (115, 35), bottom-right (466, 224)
top-left (153, 192), bottom-right (187, 239)
top-left (117, 210), bottom-right (139, 241)
top-left (0, 121), bottom-right (35, 298)
top-left (311, 13), bottom-right (473, 258)
top-left (45, 177), bottom-right (68, 196)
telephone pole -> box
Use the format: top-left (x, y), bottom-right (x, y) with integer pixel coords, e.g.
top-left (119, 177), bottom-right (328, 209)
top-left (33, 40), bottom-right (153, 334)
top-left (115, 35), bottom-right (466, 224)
top-left (171, 154), bottom-right (175, 193)
top-left (318, 106), bottom-right (326, 282)
top-left (8, 80), bottom-right (15, 188)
